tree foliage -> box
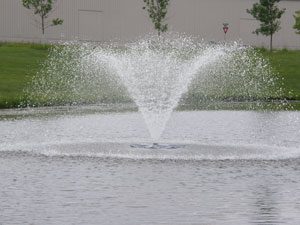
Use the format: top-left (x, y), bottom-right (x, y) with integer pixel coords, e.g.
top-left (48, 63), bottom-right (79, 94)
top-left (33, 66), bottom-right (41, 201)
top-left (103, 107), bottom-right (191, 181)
top-left (293, 10), bottom-right (300, 34)
top-left (247, 0), bottom-right (285, 51)
top-left (142, 0), bottom-right (170, 35)
top-left (22, 0), bottom-right (63, 34)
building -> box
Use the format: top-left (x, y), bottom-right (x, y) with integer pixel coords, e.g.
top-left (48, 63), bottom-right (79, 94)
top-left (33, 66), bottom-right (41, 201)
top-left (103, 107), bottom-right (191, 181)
top-left (0, 0), bottom-right (300, 49)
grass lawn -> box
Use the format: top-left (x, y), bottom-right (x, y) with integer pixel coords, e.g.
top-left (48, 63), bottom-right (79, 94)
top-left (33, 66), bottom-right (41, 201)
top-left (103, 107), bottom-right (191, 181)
top-left (0, 43), bottom-right (49, 108)
top-left (0, 42), bottom-right (299, 109)
top-left (260, 49), bottom-right (300, 99)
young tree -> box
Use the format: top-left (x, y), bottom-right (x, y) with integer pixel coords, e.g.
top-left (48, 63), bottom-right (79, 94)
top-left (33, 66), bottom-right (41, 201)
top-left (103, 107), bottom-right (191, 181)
top-left (142, 0), bottom-right (170, 35)
top-left (293, 10), bottom-right (300, 34)
top-left (247, 0), bottom-right (285, 51)
top-left (22, 0), bottom-right (63, 35)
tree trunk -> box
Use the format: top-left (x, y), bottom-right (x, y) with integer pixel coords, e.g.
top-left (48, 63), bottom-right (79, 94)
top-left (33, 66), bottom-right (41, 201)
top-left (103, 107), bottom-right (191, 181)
top-left (270, 33), bottom-right (273, 52)
top-left (42, 16), bottom-right (45, 35)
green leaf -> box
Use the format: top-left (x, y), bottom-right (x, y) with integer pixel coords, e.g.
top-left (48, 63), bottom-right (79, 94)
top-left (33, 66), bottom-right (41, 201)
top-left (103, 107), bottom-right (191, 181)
top-left (142, 0), bottom-right (170, 35)
top-left (293, 10), bottom-right (300, 34)
top-left (52, 18), bottom-right (63, 26)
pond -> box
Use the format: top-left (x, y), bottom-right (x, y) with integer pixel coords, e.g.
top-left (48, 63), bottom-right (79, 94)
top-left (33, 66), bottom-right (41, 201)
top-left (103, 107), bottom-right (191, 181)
top-left (0, 106), bottom-right (299, 224)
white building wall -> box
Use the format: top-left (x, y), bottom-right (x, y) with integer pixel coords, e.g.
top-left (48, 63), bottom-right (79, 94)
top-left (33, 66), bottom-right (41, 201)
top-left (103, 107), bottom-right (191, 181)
top-left (168, 0), bottom-right (300, 49)
top-left (0, 0), bottom-right (299, 49)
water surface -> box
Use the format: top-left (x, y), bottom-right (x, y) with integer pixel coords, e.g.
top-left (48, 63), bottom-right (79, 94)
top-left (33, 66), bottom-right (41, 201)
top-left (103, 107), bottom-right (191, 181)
top-left (0, 107), bottom-right (299, 224)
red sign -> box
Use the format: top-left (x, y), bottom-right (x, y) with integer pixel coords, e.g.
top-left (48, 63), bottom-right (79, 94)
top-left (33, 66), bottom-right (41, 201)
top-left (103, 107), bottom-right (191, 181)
top-left (223, 26), bottom-right (228, 34)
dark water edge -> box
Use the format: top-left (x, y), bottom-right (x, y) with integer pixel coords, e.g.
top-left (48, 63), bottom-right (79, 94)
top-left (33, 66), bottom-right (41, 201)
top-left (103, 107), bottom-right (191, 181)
top-left (1, 100), bottom-right (299, 119)
top-left (1, 94), bottom-right (300, 111)
top-left (178, 100), bottom-right (300, 111)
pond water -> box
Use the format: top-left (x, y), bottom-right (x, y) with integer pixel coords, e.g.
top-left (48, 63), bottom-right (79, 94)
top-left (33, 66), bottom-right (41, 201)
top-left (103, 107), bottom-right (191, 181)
top-left (0, 107), bottom-right (299, 224)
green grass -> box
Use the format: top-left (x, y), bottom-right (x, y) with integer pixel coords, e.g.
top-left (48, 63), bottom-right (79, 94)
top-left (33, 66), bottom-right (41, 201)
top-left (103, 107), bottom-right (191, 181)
top-left (0, 42), bottom-right (49, 108)
top-left (0, 42), bottom-right (299, 109)
top-left (259, 48), bottom-right (300, 99)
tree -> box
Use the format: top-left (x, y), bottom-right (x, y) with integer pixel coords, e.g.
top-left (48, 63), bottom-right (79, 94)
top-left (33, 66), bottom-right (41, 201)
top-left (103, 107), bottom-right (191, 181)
top-left (22, 0), bottom-right (63, 35)
top-left (142, 0), bottom-right (170, 35)
top-left (293, 10), bottom-right (300, 34)
top-left (247, 0), bottom-right (285, 51)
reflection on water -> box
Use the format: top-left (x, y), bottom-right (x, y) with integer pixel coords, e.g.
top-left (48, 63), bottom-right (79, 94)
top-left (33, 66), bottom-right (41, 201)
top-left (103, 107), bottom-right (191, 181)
top-left (0, 156), bottom-right (299, 225)
top-left (0, 108), bottom-right (299, 224)
top-left (252, 185), bottom-right (279, 224)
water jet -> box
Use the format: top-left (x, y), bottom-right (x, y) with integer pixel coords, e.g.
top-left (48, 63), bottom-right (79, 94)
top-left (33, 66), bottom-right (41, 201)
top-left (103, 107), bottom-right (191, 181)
top-left (25, 34), bottom-right (285, 143)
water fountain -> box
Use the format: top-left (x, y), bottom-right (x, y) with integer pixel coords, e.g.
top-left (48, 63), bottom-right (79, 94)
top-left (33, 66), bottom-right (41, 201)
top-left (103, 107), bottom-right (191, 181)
top-left (1, 34), bottom-right (299, 225)
top-left (25, 34), bottom-right (286, 149)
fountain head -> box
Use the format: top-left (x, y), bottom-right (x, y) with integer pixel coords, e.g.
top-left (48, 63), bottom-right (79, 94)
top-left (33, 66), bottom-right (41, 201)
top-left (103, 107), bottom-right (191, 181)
top-left (130, 143), bottom-right (185, 150)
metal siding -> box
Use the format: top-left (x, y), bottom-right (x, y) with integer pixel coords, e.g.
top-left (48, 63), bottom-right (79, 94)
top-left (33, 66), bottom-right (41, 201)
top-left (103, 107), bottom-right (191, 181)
top-left (78, 10), bottom-right (103, 41)
top-left (0, 0), bottom-right (299, 48)
top-left (239, 18), bottom-right (269, 47)
top-left (0, 0), bottom-right (13, 38)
